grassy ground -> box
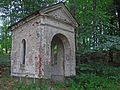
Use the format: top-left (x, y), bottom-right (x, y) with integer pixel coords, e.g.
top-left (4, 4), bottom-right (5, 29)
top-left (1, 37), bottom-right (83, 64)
top-left (1, 55), bottom-right (120, 90)
top-left (1, 63), bottom-right (120, 90)
top-left (0, 54), bottom-right (10, 66)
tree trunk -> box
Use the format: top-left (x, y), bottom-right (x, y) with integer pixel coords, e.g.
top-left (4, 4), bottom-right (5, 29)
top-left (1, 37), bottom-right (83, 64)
top-left (108, 49), bottom-right (113, 62)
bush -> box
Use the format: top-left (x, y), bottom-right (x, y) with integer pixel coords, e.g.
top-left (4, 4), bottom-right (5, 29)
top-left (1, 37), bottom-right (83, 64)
top-left (0, 54), bottom-right (10, 66)
top-left (1, 64), bottom-right (120, 90)
top-left (68, 73), bottom-right (120, 90)
top-left (78, 63), bottom-right (120, 76)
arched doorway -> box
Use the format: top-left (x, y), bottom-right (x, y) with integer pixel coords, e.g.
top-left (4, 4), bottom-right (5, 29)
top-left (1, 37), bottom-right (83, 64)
top-left (51, 34), bottom-right (67, 82)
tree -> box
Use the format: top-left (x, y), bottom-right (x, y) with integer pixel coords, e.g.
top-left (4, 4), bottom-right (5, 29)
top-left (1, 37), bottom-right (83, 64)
top-left (0, 0), bottom-right (119, 57)
top-left (0, 0), bottom-right (57, 54)
top-left (114, 0), bottom-right (120, 34)
top-left (65, 0), bottom-right (120, 55)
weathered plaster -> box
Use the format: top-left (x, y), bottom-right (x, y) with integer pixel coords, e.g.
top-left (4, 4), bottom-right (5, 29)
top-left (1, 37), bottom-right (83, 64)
top-left (11, 3), bottom-right (77, 81)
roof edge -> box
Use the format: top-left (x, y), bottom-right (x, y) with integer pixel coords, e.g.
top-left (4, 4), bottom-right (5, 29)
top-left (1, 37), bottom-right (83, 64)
top-left (8, 2), bottom-right (78, 30)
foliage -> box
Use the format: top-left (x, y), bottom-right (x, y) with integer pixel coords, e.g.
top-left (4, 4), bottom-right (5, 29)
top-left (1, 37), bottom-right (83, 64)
top-left (0, 0), bottom-right (59, 55)
top-left (1, 1), bottom-right (120, 89)
top-left (65, 0), bottom-right (120, 54)
top-left (68, 63), bottom-right (120, 90)
top-left (78, 63), bottom-right (120, 76)
top-left (1, 64), bottom-right (120, 90)
top-left (0, 0), bottom-right (120, 55)
top-left (69, 73), bottom-right (120, 90)
top-left (13, 81), bottom-right (49, 90)
top-left (0, 54), bottom-right (10, 66)
top-left (96, 35), bottom-right (120, 50)
top-left (0, 21), bottom-right (11, 54)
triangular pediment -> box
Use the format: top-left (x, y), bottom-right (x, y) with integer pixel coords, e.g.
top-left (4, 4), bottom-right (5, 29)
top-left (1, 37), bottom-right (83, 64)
top-left (40, 3), bottom-right (78, 27)
top-left (9, 3), bottom-right (78, 30)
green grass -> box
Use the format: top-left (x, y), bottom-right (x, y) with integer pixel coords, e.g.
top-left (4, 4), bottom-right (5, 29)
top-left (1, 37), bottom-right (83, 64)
top-left (1, 64), bottom-right (120, 90)
top-left (1, 54), bottom-right (120, 89)
top-left (1, 74), bottom-right (120, 90)
top-left (68, 74), bottom-right (120, 90)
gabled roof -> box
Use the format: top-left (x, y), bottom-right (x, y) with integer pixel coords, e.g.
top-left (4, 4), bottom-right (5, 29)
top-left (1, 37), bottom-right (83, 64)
top-left (9, 2), bottom-right (78, 30)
